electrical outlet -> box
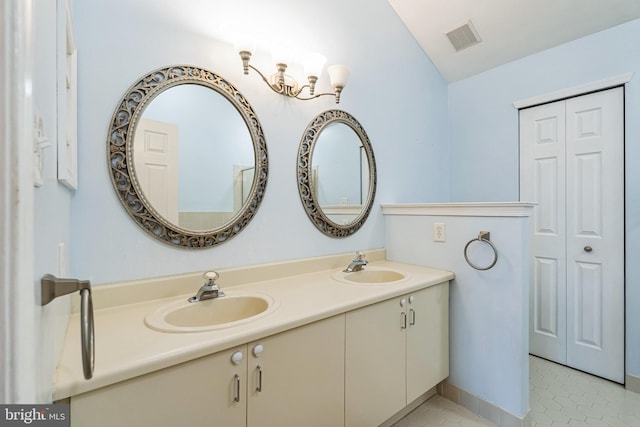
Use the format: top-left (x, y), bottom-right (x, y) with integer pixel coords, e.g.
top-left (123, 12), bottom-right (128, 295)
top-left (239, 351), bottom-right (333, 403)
top-left (433, 223), bottom-right (446, 242)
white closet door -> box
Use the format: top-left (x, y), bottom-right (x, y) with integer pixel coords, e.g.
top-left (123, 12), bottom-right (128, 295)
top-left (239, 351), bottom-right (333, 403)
top-left (520, 100), bottom-right (568, 365)
top-left (520, 87), bottom-right (624, 383)
top-left (565, 88), bottom-right (624, 383)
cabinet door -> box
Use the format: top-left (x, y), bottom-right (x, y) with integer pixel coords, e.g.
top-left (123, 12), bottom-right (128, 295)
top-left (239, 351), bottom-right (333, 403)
top-left (70, 345), bottom-right (247, 427)
top-left (345, 297), bottom-right (406, 427)
top-left (247, 315), bottom-right (345, 427)
top-left (406, 282), bottom-right (449, 403)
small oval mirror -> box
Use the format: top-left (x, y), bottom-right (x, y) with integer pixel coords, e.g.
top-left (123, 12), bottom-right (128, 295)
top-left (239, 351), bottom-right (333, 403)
top-left (297, 110), bottom-right (376, 237)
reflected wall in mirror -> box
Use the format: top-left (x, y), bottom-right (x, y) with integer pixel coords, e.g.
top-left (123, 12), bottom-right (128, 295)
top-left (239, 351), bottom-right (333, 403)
top-left (108, 65), bottom-right (268, 248)
top-left (297, 110), bottom-right (377, 237)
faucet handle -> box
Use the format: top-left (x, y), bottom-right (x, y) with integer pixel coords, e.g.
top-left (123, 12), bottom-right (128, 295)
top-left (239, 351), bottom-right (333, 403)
top-left (203, 271), bottom-right (219, 284)
top-left (355, 251), bottom-right (366, 261)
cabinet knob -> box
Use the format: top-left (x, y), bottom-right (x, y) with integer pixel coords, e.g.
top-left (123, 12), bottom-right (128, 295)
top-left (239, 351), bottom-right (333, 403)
top-left (400, 297), bottom-right (407, 307)
top-left (408, 295), bottom-right (415, 304)
top-left (253, 344), bottom-right (264, 357)
top-left (231, 351), bottom-right (244, 365)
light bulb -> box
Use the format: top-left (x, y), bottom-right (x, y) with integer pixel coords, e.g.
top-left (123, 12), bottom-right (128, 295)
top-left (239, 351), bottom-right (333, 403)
top-left (303, 53), bottom-right (327, 78)
top-left (328, 65), bottom-right (350, 88)
top-left (234, 33), bottom-right (256, 54)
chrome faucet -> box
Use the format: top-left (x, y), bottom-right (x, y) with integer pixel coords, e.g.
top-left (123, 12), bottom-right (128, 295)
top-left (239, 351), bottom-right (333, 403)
top-left (343, 251), bottom-right (368, 273)
top-left (189, 271), bottom-right (225, 303)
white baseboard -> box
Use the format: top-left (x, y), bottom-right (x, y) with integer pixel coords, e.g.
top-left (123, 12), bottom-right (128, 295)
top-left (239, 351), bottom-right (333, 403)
top-left (627, 374), bottom-right (640, 394)
top-left (438, 381), bottom-right (530, 427)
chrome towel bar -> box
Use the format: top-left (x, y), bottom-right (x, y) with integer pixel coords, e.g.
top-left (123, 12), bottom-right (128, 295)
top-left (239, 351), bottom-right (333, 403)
top-left (41, 274), bottom-right (95, 380)
top-left (464, 231), bottom-right (498, 271)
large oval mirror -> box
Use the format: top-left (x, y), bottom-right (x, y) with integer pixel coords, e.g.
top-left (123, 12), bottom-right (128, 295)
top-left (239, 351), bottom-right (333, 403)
top-left (108, 65), bottom-right (268, 248)
top-left (297, 110), bottom-right (377, 237)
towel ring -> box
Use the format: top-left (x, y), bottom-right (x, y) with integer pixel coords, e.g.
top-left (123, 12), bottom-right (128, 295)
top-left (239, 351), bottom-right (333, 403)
top-left (80, 288), bottom-right (95, 380)
top-left (464, 231), bottom-right (498, 271)
top-left (41, 274), bottom-right (95, 379)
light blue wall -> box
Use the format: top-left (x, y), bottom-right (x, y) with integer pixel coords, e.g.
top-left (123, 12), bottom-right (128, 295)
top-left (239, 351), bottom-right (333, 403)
top-left (385, 211), bottom-right (531, 418)
top-left (448, 19), bottom-right (640, 380)
top-left (70, 0), bottom-right (449, 284)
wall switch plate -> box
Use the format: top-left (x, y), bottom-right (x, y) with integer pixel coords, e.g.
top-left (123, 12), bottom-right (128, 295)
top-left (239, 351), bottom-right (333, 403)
top-left (57, 242), bottom-right (66, 277)
top-left (433, 223), bottom-right (446, 242)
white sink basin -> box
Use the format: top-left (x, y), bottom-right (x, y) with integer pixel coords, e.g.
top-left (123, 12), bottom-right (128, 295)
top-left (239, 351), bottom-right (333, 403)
top-left (332, 267), bottom-right (409, 285)
top-left (145, 292), bottom-right (276, 333)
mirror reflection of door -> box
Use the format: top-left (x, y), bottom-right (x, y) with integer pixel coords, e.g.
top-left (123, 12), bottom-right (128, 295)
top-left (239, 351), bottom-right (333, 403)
top-left (133, 83), bottom-right (254, 231)
top-left (233, 165), bottom-right (255, 211)
top-left (133, 118), bottom-right (180, 224)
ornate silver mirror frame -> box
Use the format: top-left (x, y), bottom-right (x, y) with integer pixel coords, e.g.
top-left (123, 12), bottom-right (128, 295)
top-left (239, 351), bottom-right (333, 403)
top-left (108, 65), bottom-right (268, 248)
top-left (297, 109), bottom-right (377, 238)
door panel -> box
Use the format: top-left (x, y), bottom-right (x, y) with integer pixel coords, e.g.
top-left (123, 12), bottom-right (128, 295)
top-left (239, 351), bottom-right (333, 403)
top-left (70, 347), bottom-right (247, 427)
top-left (565, 88), bottom-right (624, 383)
top-left (247, 316), bottom-right (345, 427)
top-left (520, 100), bottom-right (567, 364)
top-left (134, 118), bottom-right (179, 223)
top-left (345, 298), bottom-right (405, 427)
top-left (574, 153), bottom-right (602, 237)
top-left (574, 261), bottom-right (603, 349)
top-left (533, 257), bottom-right (559, 337)
top-left (406, 284), bottom-right (449, 403)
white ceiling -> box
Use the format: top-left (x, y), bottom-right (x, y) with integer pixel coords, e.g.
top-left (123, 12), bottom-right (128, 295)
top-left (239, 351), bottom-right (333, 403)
top-left (388, 0), bottom-right (640, 82)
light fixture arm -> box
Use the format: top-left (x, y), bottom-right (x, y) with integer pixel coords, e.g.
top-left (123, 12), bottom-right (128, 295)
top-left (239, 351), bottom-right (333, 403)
top-left (239, 51), bottom-right (343, 104)
top-left (246, 63), bottom-right (291, 96)
top-left (294, 87), bottom-right (344, 104)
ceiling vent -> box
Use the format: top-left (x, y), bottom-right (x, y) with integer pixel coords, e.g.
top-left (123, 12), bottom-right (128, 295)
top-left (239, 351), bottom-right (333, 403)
top-left (445, 20), bottom-right (482, 52)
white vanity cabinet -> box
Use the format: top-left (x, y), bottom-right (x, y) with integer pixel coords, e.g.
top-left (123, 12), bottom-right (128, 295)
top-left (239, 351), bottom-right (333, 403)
top-left (406, 282), bottom-right (449, 402)
top-left (70, 344), bottom-right (248, 427)
top-left (345, 282), bottom-right (449, 427)
top-left (69, 315), bottom-right (345, 427)
top-left (67, 280), bottom-right (449, 427)
top-left (246, 314), bottom-right (345, 427)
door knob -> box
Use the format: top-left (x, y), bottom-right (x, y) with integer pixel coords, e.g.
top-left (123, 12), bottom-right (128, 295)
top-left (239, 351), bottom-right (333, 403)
top-left (584, 246), bottom-right (593, 252)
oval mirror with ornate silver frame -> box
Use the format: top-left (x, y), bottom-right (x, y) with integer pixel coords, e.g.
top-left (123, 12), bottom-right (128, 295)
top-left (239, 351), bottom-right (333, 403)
top-left (108, 65), bottom-right (268, 248)
top-left (297, 110), bottom-right (377, 237)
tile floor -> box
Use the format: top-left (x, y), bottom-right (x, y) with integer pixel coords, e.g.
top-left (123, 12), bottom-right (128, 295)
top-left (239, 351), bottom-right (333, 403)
top-left (529, 356), bottom-right (640, 426)
top-left (393, 356), bottom-right (640, 427)
top-left (391, 394), bottom-right (494, 427)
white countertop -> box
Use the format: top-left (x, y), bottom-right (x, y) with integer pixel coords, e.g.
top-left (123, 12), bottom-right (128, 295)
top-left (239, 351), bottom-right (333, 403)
top-left (53, 257), bottom-right (454, 400)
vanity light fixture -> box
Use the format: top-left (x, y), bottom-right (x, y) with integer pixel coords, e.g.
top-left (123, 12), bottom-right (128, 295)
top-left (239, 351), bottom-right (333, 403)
top-left (238, 44), bottom-right (349, 104)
